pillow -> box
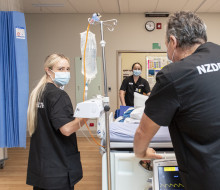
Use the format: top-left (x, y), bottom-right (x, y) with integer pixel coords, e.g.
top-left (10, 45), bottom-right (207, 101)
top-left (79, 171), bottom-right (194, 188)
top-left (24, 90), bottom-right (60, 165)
top-left (130, 107), bottom-right (145, 120)
top-left (134, 92), bottom-right (148, 108)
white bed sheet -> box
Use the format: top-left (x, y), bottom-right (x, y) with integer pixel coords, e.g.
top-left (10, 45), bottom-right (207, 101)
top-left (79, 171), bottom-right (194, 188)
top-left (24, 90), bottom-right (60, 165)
top-left (110, 122), bottom-right (171, 142)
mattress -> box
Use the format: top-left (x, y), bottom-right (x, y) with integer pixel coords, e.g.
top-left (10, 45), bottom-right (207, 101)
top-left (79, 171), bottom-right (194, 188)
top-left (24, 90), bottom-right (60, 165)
top-left (110, 122), bottom-right (171, 142)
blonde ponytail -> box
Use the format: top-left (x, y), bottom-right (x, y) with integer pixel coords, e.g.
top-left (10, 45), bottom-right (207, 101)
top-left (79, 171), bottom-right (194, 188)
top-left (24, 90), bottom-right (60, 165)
top-left (27, 75), bottom-right (47, 136)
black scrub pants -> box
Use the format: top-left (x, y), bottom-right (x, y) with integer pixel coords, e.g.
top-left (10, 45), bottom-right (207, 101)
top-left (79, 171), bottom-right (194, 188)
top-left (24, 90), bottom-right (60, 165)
top-left (33, 186), bottom-right (74, 190)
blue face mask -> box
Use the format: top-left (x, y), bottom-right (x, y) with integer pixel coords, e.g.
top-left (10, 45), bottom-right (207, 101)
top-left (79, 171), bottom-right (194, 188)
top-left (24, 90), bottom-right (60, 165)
top-left (167, 42), bottom-right (175, 64)
top-left (133, 69), bottom-right (141, 76)
top-left (167, 54), bottom-right (173, 64)
top-left (50, 70), bottom-right (70, 87)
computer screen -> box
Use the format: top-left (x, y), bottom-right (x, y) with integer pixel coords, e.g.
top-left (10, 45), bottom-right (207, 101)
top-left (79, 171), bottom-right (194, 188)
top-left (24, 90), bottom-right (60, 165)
top-left (158, 166), bottom-right (184, 190)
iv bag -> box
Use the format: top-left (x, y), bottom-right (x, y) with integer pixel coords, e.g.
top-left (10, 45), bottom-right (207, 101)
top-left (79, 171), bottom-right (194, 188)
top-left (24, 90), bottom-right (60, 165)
top-left (80, 31), bottom-right (97, 82)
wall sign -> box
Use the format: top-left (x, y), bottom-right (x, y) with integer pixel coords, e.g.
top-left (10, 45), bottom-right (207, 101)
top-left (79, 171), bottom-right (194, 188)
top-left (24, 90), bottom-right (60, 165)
top-left (16, 27), bottom-right (25, 39)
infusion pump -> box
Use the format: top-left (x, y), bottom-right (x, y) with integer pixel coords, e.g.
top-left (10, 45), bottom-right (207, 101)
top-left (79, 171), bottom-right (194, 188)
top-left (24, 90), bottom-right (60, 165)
top-left (74, 96), bottom-right (104, 118)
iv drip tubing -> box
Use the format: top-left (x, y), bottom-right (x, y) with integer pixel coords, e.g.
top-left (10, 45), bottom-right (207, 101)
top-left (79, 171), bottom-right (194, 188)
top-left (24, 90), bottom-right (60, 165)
top-left (83, 23), bottom-right (90, 102)
top-left (84, 119), bottom-right (104, 147)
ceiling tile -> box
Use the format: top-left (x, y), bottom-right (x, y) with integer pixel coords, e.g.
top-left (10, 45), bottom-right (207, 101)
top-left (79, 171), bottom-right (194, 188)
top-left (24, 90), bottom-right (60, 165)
top-left (197, 0), bottom-right (220, 12)
top-left (22, 0), bottom-right (76, 13)
top-left (68, 0), bottom-right (103, 13)
top-left (118, 0), bottom-right (129, 13)
top-left (156, 0), bottom-right (192, 13)
top-left (128, 0), bottom-right (159, 13)
top-left (98, 0), bottom-right (119, 13)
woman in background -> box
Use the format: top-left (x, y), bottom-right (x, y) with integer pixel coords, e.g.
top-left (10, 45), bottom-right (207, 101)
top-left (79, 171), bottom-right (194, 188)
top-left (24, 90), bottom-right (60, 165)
top-left (119, 62), bottom-right (150, 106)
top-left (26, 53), bottom-right (87, 190)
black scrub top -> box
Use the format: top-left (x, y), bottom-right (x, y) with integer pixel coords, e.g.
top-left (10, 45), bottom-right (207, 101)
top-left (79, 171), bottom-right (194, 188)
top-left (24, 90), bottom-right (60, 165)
top-left (144, 42), bottom-right (220, 190)
top-left (27, 83), bottom-right (82, 189)
top-left (120, 75), bottom-right (150, 106)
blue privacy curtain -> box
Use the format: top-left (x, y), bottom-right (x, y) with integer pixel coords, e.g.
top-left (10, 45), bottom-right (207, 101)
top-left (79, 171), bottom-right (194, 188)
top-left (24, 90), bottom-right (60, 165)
top-left (0, 11), bottom-right (29, 148)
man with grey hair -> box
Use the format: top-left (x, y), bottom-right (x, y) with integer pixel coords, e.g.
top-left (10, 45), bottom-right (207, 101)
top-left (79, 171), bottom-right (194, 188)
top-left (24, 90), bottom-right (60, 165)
top-left (134, 11), bottom-right (220, 190)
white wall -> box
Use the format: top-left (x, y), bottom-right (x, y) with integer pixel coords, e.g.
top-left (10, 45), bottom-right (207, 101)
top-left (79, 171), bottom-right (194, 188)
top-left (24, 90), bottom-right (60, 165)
top-left (25, 13), bottom-right (220, 111)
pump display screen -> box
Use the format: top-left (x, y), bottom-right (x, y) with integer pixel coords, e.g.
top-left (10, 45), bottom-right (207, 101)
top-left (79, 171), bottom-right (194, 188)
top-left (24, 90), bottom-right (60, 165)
top-left (158, 166), bottom-right (184, 190)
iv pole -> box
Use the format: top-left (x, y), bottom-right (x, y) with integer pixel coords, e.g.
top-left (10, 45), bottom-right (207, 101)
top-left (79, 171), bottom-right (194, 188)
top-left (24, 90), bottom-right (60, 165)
top-left (88, 15), bottom-right (117, 190)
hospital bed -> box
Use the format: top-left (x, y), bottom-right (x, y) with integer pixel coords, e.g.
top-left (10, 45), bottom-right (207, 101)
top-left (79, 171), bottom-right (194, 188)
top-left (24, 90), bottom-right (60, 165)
top-left (98, 98), bottom-right (186, 190)
top-left (101, 110), bottom-right (182, 190)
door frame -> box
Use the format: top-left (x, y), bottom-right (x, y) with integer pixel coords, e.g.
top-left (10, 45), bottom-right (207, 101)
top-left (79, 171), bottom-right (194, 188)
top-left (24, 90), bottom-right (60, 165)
top-left (116, 50), bottom-right (153, 108)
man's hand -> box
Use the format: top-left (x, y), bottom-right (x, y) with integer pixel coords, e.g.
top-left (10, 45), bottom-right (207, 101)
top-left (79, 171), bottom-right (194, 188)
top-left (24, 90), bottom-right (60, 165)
top-left (136, 148), bottom-right (162, 159)
top-left (144, 148), bottom-right (162, 159)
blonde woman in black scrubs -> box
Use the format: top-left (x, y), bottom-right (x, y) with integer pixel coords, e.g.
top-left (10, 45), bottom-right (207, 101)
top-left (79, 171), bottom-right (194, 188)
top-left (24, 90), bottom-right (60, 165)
top-left (26, 54), bottom-right (87, 190)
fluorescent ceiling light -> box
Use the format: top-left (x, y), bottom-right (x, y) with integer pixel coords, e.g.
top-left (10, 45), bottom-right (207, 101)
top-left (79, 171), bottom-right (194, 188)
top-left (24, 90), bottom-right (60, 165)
top-left (32, 4), bottom-right (64, 7)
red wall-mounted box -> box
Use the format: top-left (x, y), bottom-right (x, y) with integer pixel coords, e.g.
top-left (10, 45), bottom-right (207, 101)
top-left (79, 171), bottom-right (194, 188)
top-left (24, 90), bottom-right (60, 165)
top-left (156, 23), bottom-right (162, 29)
